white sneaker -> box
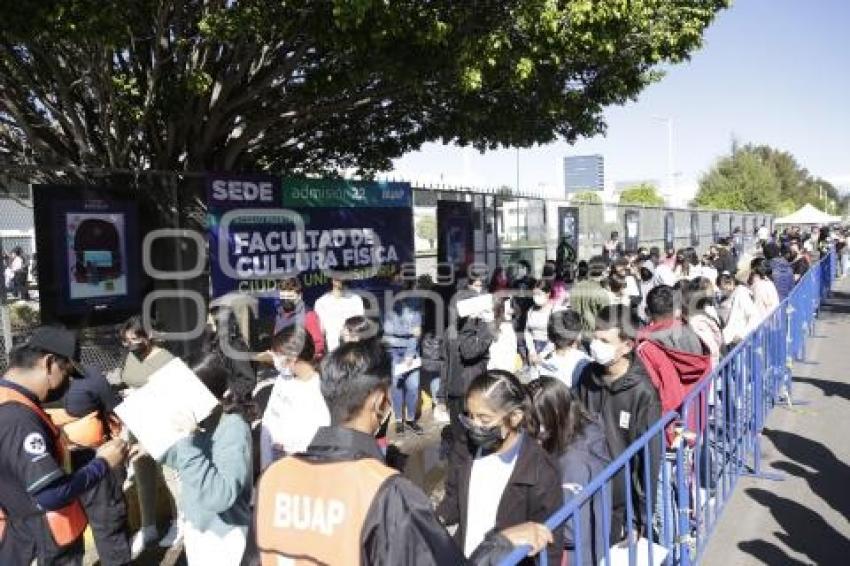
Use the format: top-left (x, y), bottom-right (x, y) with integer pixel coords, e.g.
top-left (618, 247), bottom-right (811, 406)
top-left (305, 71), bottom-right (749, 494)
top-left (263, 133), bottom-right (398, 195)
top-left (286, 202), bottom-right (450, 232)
top-left (432, 404), bottom-right (450, 423)
top-left (130, 525), bottom-right (158, 559)
top-left (159, 519), bottom-right (185, 547)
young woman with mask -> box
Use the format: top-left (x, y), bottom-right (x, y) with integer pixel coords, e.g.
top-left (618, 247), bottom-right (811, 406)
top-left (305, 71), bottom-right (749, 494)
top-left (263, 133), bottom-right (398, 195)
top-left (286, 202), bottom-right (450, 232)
top-left (162, 352), bottom-right (255, 565)
top-left (117, 316), bottom-right (183, 557)
top-left (684, 277), bottom-right (724, 367)
top-left (272, 277), bottom-right (324, 359)
top-left (437, 370), bottom-right (564, 564)
top-left (259, 327), bottom-right (330, 471)
top-left (524, 280), bottom-right (554, 366)
top-left (487, 298), bottom-right (520, 374)
top-left (529, 377), bottom-right (611, 566)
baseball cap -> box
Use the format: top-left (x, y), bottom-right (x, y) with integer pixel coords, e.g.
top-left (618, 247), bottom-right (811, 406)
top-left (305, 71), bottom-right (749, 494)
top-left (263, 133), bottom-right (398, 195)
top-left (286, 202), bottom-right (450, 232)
top-left (26, 326), bottom-right (84, 376)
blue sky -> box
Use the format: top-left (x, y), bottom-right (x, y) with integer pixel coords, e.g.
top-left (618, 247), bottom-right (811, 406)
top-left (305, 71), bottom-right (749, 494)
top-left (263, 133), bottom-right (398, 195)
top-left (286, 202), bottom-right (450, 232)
top-left (391, 0), bottom-right (850, 201)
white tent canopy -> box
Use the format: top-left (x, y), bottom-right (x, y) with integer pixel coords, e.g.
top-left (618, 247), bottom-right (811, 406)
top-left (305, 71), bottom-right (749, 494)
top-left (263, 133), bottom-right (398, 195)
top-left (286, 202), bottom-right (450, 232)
top-left (774, 203), bottom-right (841, 225)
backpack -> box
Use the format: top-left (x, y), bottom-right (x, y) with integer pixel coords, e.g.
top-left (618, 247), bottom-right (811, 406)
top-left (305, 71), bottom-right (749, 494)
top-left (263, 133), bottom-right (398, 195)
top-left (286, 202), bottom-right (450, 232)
top-left (636, 337), bottom-right (712, 444)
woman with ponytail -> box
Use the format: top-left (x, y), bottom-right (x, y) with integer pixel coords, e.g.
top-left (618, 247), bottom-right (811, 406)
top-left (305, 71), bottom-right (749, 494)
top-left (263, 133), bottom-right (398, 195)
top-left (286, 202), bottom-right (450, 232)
top-left (437, 370), bottom-right (563, 564)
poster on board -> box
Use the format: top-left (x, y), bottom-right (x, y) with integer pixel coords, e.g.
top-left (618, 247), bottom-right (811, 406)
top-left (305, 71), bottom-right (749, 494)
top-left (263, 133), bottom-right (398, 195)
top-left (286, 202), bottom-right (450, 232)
top-left (664, 212), bottom-right (675, 251)
top-left (207, 176), bottom-right (414, 313)
top-left (437, 200), bottom-right (474, 280)
top-left (624, 210), bottom-right (640, 252)
top-left (33, 185), bottom-right (142, 326)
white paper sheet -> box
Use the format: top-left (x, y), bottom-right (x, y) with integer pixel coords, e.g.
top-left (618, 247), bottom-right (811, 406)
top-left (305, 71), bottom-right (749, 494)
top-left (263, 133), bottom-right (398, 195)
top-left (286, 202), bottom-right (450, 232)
top-left (456, 293), bottom-right (493, 318)
top-left (599, 538), bottom-right (669, 566)
top-left (114, 358), bottom-right (219, 460)
top-left (392, 356), bottom-right (422, 377)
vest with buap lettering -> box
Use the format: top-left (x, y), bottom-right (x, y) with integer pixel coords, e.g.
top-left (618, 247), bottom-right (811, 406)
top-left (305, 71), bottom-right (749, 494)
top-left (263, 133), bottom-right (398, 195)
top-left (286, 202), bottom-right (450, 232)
top-left (255, 456), bottom-right (398, 566)
top-left (0, 387), bottom-right (88, 547)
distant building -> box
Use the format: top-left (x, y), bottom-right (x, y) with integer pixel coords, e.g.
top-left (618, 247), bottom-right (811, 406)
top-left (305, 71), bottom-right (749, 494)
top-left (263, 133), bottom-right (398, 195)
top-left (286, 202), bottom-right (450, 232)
top-left (564, 155), bottom-right (604, 195)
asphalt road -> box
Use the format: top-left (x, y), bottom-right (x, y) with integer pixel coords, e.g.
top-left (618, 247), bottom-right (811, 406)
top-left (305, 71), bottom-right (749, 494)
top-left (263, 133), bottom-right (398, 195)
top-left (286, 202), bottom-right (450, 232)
top-left (702, 278), bottom-right (850, 565)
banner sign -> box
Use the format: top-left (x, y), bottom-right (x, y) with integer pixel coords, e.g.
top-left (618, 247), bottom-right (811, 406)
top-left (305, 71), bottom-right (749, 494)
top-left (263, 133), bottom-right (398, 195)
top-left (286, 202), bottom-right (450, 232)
top-left (207, 176), bottom-right (414, 309)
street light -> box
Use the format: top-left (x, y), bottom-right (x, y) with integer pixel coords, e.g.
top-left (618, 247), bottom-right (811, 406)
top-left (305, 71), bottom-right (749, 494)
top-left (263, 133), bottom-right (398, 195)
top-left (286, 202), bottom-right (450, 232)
top-left (652, 116), bottom-right (675, 202)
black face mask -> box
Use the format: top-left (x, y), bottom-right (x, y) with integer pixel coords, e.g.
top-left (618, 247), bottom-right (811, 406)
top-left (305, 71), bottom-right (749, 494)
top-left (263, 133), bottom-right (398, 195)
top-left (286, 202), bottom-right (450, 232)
top-left (127, 342), bottom-right (149, 361)
top-left (465, 422), bottom-right (505, 453)
top-left (280, 299), bottom-right (300, 313)
top-left (45, 371), bottom-right (71, 404)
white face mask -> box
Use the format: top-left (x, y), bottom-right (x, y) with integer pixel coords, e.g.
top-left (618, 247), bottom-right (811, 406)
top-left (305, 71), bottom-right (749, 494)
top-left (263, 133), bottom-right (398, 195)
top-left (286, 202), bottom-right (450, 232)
top-left (590, 339), bottom-right (618, 366)
top-left (533, 294), bottom-right (548, 307)
top-left (272, 353), bottom-right (290, 375)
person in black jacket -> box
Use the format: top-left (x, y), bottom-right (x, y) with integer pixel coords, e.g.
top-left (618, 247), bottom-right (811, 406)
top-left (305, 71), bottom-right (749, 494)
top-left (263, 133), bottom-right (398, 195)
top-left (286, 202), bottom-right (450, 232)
top-left (253, 340), bottom-right (553, 565)
top-left (529, 377), bottom-right (611, 566)
top-left (437, 370), bottom-right (564, 565)
top-left (444, 275), bottom-right (488, 454)
top-left (578, 305), bottom-right (662, 545)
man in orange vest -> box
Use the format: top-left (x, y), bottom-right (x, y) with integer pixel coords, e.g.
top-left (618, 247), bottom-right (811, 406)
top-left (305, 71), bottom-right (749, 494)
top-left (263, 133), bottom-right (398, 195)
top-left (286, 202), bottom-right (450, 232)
top-left (0, 326), bottom-right (128, 565)
top-left (255, 339), bottom-right (553, 565)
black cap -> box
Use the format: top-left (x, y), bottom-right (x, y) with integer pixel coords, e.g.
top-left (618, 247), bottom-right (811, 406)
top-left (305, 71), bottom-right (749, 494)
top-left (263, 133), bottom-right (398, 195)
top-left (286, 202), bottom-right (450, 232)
top-left (26, 326), bottom-right (83, 376)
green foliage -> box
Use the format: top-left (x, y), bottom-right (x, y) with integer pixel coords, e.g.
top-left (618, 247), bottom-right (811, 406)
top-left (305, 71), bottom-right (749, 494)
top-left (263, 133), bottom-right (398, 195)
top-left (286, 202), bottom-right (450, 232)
top-left (572, 191), bottom-right (603, 204)
top-left (619, 183), bottom-right (665, 206)
top-left (415, 215), bottom-right (437, 246)
top-left (695, 143), bottom-right (839, 214)
top-left (0, 0), bottom-right (729, 177)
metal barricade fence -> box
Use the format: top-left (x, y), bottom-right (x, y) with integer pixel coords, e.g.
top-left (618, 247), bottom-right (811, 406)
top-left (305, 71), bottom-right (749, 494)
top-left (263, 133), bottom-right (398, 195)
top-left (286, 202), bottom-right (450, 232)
top-left (499, 251), bottom-right (835, 566)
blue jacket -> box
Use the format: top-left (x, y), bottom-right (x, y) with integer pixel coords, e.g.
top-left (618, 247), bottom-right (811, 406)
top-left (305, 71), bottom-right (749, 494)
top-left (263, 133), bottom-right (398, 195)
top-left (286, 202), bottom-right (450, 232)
top-left (768, 257), bottom-right (795, 301)
top-left (162, 411), bottom-right (252, 535)
top-left (557, 419), bottom-right (611, 566)
top-left (383, 297), bottom-right (422, 356)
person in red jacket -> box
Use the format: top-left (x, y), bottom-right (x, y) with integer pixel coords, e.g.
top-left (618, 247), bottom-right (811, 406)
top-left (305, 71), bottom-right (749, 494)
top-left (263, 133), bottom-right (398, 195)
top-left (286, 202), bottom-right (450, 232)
top-left (273, 277), bottom-right (325, 360)
top-left (636, 285), bottom-right (711, 442)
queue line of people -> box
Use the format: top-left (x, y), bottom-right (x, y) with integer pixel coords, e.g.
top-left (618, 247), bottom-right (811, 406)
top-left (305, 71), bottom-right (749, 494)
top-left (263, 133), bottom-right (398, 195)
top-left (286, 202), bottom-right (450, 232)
top-left (0, 224), bottom-right (839, 565)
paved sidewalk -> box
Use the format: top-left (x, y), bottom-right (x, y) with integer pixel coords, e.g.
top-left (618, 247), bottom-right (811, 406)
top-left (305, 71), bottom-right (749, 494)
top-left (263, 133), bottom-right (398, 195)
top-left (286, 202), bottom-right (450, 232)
top-left (702, 278), bottom-right (850, 565)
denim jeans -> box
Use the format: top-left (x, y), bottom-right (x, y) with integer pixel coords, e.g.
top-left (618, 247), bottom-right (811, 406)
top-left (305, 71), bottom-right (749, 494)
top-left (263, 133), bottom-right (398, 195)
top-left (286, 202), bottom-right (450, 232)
top-left (390, 347), bottom-right (420, 421)
top-left (422, 368), bottom-right (441, 402)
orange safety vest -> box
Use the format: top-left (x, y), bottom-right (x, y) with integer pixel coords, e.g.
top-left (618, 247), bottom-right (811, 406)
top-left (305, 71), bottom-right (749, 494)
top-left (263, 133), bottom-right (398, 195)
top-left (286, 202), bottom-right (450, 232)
top-left (0, 387), bottom-right (89, 547)
top-left (255, 456), bottom-right (398, 566)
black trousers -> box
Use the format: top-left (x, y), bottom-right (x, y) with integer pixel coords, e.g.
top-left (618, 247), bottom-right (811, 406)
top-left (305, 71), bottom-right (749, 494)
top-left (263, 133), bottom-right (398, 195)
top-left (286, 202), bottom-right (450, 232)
top-left (0, 515), bottom-right (84, 566)
top-left (73, 450), bottom-right (131, 565)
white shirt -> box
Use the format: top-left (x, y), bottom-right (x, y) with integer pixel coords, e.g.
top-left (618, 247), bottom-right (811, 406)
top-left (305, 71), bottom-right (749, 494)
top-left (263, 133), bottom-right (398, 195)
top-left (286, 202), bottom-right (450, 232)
top-left (464, 435), bottom-right (522, 557)
top-left (314, 291), bottom-right (365, 352)
top-left (259, 371), bottom-right (330, 470)
top-left (538, 348), bottom-right (591, 388)
top-left (721, 285), bottom-right (759, 344)
top-left (524, 305), bottom-right (552, 353)
top-left (488, 323), bottom-right (518, 373)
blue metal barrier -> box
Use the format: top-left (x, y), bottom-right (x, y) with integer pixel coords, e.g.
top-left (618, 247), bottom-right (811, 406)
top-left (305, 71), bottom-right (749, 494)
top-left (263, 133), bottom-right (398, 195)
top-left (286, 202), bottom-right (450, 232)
top-left (499, 252), bottom-right (835, 566)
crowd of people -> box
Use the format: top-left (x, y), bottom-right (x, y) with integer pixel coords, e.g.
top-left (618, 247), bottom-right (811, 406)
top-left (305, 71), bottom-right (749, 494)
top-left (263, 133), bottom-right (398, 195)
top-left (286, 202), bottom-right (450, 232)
top-left (0, 223), bottom-right (844, 565)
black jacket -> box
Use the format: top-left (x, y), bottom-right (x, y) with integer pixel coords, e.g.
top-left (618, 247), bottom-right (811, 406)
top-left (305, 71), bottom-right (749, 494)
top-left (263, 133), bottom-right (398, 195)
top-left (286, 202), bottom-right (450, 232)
top-left (714, 249), bottom-right (737, 275)
top-left (578, 358), bottom-right (662, 539)
top-left (445, 316), bottom-right (494, 398)
top-left (292, 426), bottom-right (515, 565)
top-left (437, 435), bottom-right (565, 565)
top-left (556, 419), bottom-right (611, 566)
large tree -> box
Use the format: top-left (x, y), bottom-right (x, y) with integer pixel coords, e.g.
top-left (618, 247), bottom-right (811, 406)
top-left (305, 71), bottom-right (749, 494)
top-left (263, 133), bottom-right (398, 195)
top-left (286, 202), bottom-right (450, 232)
top-left (695, 143), bottom-right (839, 214)
top-left (619, 183), bottom-right (664, 206)
top-left (0, 0), bottom-right (729, 180)
top-left (695, 150), bottom-right (781, 213)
